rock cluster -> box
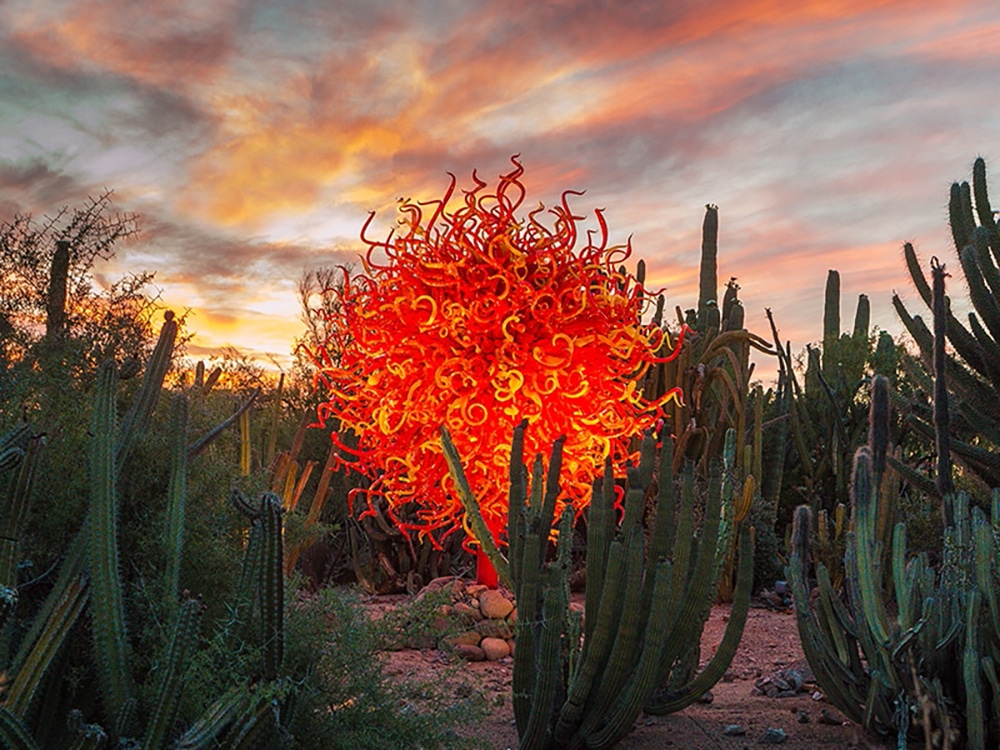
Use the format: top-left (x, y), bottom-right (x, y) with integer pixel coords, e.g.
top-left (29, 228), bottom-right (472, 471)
top-left (406, 576), bottom-right (517, 662)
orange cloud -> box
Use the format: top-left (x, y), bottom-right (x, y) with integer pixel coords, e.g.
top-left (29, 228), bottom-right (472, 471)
top-left (3, 0), bottom-right (238, 92)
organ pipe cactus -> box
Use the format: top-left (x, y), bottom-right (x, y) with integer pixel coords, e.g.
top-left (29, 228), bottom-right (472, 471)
top-left (893, 157), bottom-right (1000, 492)
top-left (0, 313), bottom-right (288, 749)
top-left (790, 262), bottom-right (1000, 747)
top-left (444, 422), bottom-right (754, 750)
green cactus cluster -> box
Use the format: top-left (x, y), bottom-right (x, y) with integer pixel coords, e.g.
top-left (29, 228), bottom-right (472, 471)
top-left (791, 158), bottom-right (1000, 748)
top-left (790, 379), bottom-right (1000, 747)
top-left (0, 314), bottom-right (292, 749)
top-left (443, 421), bottom-right (754, 749)
top-left (893, 157), bottom-right (1000, 494)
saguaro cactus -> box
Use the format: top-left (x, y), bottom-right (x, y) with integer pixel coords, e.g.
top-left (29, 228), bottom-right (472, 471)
top-left (444, 423), bottom-right (754, 750)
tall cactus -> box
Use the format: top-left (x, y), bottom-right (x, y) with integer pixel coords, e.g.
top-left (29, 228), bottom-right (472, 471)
top-left (87, 359), bottom-right (134, 725)
top-left (790, 261), bottom-right (1000, 747)
top-left (0, 312), bottom-right (292, 747)
top-left (893, 157), bottom-right (1000, 492)
top-left (0, 427), bottom-right (43, 627)
top-left (444, 423), bottom-right (754, 749)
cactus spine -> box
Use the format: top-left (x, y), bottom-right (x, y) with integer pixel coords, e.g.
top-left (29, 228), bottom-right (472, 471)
top-left (141, 596), bottom-right (204, 749)
top-left (165, 392), bottom-right (189, 601)
top-left (444, 423), bottom-right (753, 749)
top-left (260, 492), bottom-right (285, 680)
top-left (88, 359), bottom-right (134, 725)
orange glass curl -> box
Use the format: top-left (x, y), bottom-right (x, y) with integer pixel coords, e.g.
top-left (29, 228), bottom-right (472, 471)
top-left (311, 157), bottom-right (683, 552)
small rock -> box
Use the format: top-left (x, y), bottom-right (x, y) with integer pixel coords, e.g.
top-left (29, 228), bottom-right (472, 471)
top-left (453, 601), bottom-right (484, 622)
top-left (425, 575), bottom-right (458, 590)
top-left (404, 634), bottom-right (438, 650)
top-left (506, 638), bottom-right (515, 657)
top-left (761, 727), bottom-right (787, 744)
top-left (697, 690), bottom-right (713, 704)
top-left (819, 709), bottom-right (843, 726)
top-left (480, 589), bottom-right (514, 619)
top-left (723, 724), bottom-right (746, 736)
top-left (481, 637), bottom-right (511, 661)
top-left (445, 630), bottom-right (482, 647)
top-left (453, 644), bottom-right (485, 661)
top-left (796, 710), bottom-right (810, 724)
top-left (811, 690), bottom-right (825, 701)
top-left (429, 616), bottom-right (452, 635)
top-left (465, 583), bottom-right (489, 598)
top-left (507, 606), bottom-right (518, 624)
top-left (476, 618), bottom-right (513, 639)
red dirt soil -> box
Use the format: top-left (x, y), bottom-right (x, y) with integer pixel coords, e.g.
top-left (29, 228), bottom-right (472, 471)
top-left (376, 600), bottom-right (888, 749)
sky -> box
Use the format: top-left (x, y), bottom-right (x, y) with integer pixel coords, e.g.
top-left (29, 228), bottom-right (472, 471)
top-left (1, 0), bottom-right (999, 383)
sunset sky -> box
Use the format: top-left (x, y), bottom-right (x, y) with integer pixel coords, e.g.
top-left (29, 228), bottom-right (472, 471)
top-left (2, 0), bottom-right (999, 382)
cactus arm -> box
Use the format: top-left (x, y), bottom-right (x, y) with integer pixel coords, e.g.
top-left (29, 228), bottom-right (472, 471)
top-left (519, 569), bottom-right (565, 750)
top-left (440, 425), bottom-right (513, 590)
top-left (851, 449), bottom-right (892, 647)
top-left (511, 511), bottom-right (543, 736)
top-left (116, 312), bottom-right (177, 471)
top-left (553, 539), bottom-right (628, 744)
top-left (643, 523), bottom-right (754, 715)
top-left (582, 459), bottom-right (613, 645)
top-left (949, 180), bottom-right (974, 253)
top-left (174, 686), bottom-right (248, 749)
top-left (165, 393), bottom-right (189, 601)
top-left (259, 492), bottom-right (284, 681)
top-left (959, 240), bottom-right (1000, 344)
top-left (88, 360), bottom-right (135, 726)
top-left (142, 596), bottom-right (204, 750)
top-left (963, 591), bottom-right (985, 750)
top-left (187, 389), bottom-right (260, 459)
top-left (970, 223), bottom-right (1000, 300)
top-left (507, 421), bottom-right (527, 594)
top-left (582, 559), bottom-right (673, 749)
top-left (698, 205), bottom-right (719, 317)
top-left (973, 157), bottom-right (998, 233)
top-left (0, 433), bottom-right (43, 598)
top-left (0, 708), bottom-right (40, 750)
top-left (823, 270), bottom-right (841, 378)
top-left (577, 517), bottom-right (647, 732)
top-left (4, 574), bottom-right (89, 718)
top-left (536, 435), bottom-right (565, 563)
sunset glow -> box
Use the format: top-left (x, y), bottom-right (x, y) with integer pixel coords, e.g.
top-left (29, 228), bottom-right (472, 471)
top-left (0, 1), bottom-right (997, 377)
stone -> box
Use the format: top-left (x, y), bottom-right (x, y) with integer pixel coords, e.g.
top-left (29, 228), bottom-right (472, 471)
top-left (453, 644), bottom-right (485, 661)
top-left (453, 601), bottom-right (484, 622)
top-left (722, 725), bottom-right (746, 736)
top-left (761, 728), bottom-right (787, 744)
top-left (475, 618), bottom-right (513, 639)
top-left (479, 589), bottom-right (514, 619)
top-left (404, 634), bottom-right (438, 650)
top-left (506, 638), bottom-right (515, 657)
top-left (445, 630), bottom-right (482, 647)
top-left (481, 637), bottom-right (511, 661)
top-left (507, 606), bottom-right (517, 625)
top-left (429, 616), bottom-right (452, 635)
top-left (818, 709), bottom-right (843, 726)
top-left (465, 584), bottom-right (489, 598)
